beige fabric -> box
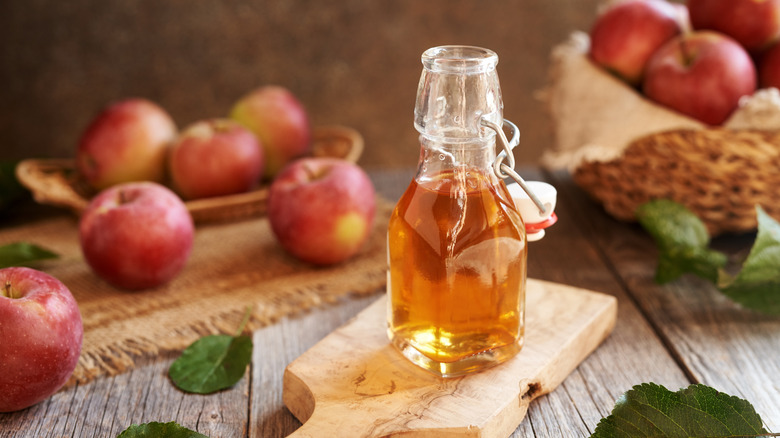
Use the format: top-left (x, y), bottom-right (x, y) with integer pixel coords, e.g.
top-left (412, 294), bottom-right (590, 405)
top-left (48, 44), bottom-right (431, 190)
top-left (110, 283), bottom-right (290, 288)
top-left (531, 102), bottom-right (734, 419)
top-left (2, 200), bottom-right (392, 385)
top-left (538, 31), bottom-right (780, 235)
top-left (540, 32), bottom-right (780, 172)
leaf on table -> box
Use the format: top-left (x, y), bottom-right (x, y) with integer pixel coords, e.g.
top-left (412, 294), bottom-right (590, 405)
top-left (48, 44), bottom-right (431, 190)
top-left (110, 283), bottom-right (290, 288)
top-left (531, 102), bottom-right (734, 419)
top-left (117, 421), bottom-right (208, 437)
top-left (591, 383), bottom-right (769, 438)
top-left (0, 242), bottom-right (59, 269)
top-left (720, 206), bottom-right (780, 315)
top-left (168, 308), bottom-right (253, 394)
top-left (169, 334), bottom-right (252, 394)
top-left (636, 199), bottom-right (727, 284)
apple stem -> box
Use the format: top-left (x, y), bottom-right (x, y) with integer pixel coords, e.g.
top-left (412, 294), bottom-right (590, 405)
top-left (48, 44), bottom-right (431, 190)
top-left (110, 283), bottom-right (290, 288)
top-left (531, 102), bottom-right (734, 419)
top-left (302, 163), bottom-right (318, 181)
top-left (118, 189), bottom-right (128, 205)
top-left (679, 38), bottom-right (693, 67)
top-left (2, 281), bottom-right (16, 299)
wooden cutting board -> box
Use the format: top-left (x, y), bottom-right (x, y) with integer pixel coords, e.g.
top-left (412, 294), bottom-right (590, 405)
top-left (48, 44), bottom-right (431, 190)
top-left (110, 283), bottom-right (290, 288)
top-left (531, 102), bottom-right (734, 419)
top-left (283, 278), bottom-right (617, 437)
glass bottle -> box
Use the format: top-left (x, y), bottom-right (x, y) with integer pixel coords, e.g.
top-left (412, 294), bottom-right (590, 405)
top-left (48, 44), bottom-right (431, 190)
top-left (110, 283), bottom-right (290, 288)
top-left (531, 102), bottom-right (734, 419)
top-left (387, 46), bottom-right (528, 377)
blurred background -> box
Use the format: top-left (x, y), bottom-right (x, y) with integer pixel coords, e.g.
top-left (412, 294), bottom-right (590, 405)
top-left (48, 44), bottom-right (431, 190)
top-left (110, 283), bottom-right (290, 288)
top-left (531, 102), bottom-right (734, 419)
top-left (0, 0), bottom-right (601, 170)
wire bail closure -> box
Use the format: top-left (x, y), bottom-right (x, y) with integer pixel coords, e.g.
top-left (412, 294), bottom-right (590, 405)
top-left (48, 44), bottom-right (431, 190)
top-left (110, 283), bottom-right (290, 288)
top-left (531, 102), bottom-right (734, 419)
top-left (480, 118), bottom-right (550, 216)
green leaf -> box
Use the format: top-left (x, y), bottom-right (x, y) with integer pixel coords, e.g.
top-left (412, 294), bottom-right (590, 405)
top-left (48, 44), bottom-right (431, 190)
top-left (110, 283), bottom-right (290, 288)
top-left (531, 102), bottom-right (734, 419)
top-left (169, 334), bottom-right (252, 394)
top-left (117, 421), bottom-right (208, 438)
top-left (0, 242), bottom-right (59, 268)
top-left (591, 383), bottom-right (769, 438)
top-left (720, 206), bottom-right (780, 315)
top-left (636, 200), bottom-right (727, 284)
top-left (169, 308), bottom-right (253, 394)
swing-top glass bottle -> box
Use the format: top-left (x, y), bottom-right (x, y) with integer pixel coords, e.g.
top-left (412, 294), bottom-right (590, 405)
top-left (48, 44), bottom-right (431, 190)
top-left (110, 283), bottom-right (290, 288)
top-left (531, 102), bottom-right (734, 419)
top-left (387, 46), bottom-right (528, 377)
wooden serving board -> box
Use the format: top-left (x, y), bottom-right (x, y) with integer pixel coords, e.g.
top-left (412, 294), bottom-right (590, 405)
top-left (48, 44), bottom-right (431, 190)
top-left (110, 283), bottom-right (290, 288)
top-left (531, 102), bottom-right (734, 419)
top-left (283, 278), bottom-right (617, 437)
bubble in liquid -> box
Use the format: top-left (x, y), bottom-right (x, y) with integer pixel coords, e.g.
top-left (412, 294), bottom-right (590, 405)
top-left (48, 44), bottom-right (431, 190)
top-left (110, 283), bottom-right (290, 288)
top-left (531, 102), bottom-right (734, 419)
top-left (439, 154), bottom-right (445, 160)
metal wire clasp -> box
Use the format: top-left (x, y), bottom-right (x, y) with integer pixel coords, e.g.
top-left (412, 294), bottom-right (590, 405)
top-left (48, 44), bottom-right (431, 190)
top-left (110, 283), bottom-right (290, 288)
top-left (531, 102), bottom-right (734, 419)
top-left (480, 118), bottom-right (550, 217)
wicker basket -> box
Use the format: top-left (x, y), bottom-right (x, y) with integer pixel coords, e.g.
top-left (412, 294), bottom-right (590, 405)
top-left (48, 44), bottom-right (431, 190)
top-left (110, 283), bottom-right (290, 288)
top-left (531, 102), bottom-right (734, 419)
top-left (16, 125), bottom-right (364, 223)
top-left (542, 32), bottom-right (780, 236)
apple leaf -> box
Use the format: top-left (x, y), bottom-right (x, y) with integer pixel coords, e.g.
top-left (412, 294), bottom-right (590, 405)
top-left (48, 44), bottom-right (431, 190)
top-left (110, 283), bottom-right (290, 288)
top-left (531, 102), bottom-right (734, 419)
top-left (591, 383), bottom-right (770, 438)
top-left (636, 199), bottom-right (727, 284)
top-left (168, 308), bottom-right (253, 394)
top-left (720, 206), bottom-right (780, 315)
top-left (117, 421), bottom-right (207, 438)
top-left (0, 242), bottom-right (59, 269)
top-left (637, 200), bottom-right (780, 315)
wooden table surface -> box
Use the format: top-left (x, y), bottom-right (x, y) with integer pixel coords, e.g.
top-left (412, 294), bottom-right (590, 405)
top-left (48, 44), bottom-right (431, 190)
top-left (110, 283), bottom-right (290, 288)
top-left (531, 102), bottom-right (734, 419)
top-left (1, 167), bottom-right (778, 437)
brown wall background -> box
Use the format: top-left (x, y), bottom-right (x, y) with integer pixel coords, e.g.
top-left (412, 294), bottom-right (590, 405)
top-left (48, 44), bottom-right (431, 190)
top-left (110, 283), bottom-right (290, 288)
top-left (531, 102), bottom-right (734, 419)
top-left (0, 0), bottom-right (600, 170)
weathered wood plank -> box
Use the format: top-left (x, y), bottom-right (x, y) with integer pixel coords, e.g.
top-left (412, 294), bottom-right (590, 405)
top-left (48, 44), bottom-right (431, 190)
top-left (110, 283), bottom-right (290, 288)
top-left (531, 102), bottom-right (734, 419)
top-left (551, 169), bottom-right (780, 430)
top-left (250, 294), bottom-right (380, 437)
top-left (509, 168), bottom-right (689, 437)
top-left (263, 168), bottom-right (688, 437)
top-left (0, 168), bottom-right (699, 438)
top-left (0, 348), bottom-right (250, 437)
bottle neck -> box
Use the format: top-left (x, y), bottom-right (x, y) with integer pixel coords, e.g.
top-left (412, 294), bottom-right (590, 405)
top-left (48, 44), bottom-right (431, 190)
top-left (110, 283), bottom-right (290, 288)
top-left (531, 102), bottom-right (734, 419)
top-left (415, 46), bottom-right (503, 141)
top-left (417, 134), bottom-right (498, 181)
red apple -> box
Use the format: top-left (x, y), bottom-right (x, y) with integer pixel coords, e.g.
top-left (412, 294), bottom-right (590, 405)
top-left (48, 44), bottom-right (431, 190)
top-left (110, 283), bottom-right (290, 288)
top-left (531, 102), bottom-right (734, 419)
top-left (642, 31), bottom-right (757, 125)
top-left (229, 86), bottom-right (311, 178)
top-left (688, 0), bottom-right (780, 53)
top-left (77, 98), bottom-right (177, 191)
top-left (268, 158), bottom-right (376, 265)
top-left (169, 119), bottom-right (264, 200)
top-left (79, 182), bottom-right (194, 290)
top-left (0, 267), bottom-right (83, 412)
top-left (589, 0), bottom-right (684, 85)
top-left (759, 41), bottom-right (780, 89)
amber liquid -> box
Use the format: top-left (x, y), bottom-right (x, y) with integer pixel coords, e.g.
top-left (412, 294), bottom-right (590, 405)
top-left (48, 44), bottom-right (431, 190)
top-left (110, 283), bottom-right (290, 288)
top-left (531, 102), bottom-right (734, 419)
top-left (387, 168), bottom-right (527, 377)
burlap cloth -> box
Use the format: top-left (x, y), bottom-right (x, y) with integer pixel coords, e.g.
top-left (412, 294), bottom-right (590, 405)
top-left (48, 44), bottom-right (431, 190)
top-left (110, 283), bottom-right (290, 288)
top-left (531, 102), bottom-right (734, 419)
top-left (540, 31), bottom-right (780, 172)
top-left (1, 199), bottom-right (392, 386)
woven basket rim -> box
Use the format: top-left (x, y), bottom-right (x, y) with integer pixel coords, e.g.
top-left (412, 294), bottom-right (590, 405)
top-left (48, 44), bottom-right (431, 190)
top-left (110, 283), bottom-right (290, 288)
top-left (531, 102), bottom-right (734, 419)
top-left (572, 128), bottom-right (780, 235)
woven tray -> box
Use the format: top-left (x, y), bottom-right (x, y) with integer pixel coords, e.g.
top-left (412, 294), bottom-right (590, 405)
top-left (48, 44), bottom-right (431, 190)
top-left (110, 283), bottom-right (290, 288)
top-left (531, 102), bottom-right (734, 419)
top-left (542, 32), bottom-right (780, 236)
top-left (16, 125), bottom-right (363, 223)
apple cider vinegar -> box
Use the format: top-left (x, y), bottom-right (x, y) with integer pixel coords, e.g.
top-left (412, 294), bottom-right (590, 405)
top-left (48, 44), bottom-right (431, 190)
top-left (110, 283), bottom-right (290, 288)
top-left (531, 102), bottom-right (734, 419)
top-left (388, 45), bottom-right (529, 377)
top-left (387, 167), bottom-right (526, 376)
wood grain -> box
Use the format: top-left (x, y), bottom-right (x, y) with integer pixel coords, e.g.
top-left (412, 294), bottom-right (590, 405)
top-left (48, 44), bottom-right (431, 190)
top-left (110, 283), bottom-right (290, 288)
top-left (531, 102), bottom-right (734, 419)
top-left (517, 168), bottom-right (691, 436)
top-left (283, 279), bottom-right (617, 437)
top-left (5, 169), bottom-right (774, 437)
top-left (249, 294), bottom-right (380, 437)
top-left (550, 168), bottom-right (780, 430)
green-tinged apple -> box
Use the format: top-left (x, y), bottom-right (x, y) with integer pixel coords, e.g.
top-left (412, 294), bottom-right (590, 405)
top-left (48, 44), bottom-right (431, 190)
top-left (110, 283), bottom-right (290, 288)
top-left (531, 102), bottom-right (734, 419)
top-left (688, 0), bottom-right (780, 53)
top-left (268, 158), bottom-right (376, 265)
top-left (589, 0), bottom-right (684, 85)
top-left (77, 98), bottom-right (177, 191)
top-left (169, 119), bottom-right (264, 200)
top-left (643, 31), bottom-right (757, 125)
top-left (229, 86), bottom-right (311, 178)
top-left (759, 41), bottom-right (780, 89)
top-left (0, 267), bottom-right (83, 412)
top-left (79, 182), bottom-right (194, 290)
